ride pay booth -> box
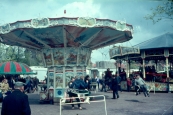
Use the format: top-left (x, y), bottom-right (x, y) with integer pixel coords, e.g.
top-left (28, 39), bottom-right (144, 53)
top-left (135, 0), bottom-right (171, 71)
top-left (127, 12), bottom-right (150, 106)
top-left (39, 67), bottom-right (87, 103)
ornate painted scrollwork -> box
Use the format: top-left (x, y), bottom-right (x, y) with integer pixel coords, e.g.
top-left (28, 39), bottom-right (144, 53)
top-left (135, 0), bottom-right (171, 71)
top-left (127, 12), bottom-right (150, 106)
top-left (77, 17), bottom-right (96, 27)
top-left (0, 17), bottom-right (133, 34)
top-left (31, 18), bottom-right (50, 28)
top-left (0, 23), bottom-right (11, 34)
top-left (115, 21), bottom-right (126, 31)
top-left (24, 22), bottom-right (32, 28)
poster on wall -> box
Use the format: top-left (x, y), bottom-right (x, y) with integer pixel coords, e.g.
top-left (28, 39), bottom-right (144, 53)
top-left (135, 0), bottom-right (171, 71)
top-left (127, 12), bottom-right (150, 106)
top-left (65, 48), bottom-right (78, 65)
top-left (53, 48), bottom-right (64, 66)
top-left (55, 67), bottom-right (63, 88)
top-left (43, 49), bottom-right (53, 66)
top-left (48, 72), bottom-right (54, 87)
top-left (55, 74), bottom-right (63, 88)
top-left (78, 48), bottom-right (87, 66)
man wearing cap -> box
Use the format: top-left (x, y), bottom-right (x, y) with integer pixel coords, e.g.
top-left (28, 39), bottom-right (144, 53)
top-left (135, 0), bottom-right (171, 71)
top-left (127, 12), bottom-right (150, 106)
top-left (1, 82), bottom-right (31, 115)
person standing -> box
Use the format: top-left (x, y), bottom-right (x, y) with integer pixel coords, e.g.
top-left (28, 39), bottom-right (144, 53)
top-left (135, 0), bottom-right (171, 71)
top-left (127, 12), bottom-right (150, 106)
top-left (33, 77), bottom-right (39, 92)
top-left (1, 82), bottom-right (31, 115)
top-left (1, 79), bottom-right (9, 93)
top-left (126, 78), bottom-right (132, 92)
top-left (91, 75), bottom-right (97, 91)
top-left (105, 68), bottom-right (112, 90)
top-left (111, 75), bottom-right (119, 99)
top-left (96, 76), bottom-right (100, 90)
top-left (44, 76), bottom-right (47, 84)
top-left (84, 75), bottom-right (91, 91)
top-left (11, 77), bottom-right (15, 90)
top-left (116, 73), bottom-right (122, 92)
top-left (24, 76), bottom-right (31, 93)
top-left (100, 74), bottom-right (106, 92)
top-left (35, 77), bottom-right (39, 91)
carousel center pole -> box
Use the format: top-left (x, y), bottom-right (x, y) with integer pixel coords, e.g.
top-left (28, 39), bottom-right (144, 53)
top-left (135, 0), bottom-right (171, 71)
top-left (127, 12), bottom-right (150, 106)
top-left (126, 57), bottom-right (129, 78)
top-left (141, 51), bottom-right (146, 79)
top-left (166, 57), bottom-right (170, 93)
top-left (142, 58), bottom-right (146, 79)
top-left (164, 49), bottom-right (170, 93)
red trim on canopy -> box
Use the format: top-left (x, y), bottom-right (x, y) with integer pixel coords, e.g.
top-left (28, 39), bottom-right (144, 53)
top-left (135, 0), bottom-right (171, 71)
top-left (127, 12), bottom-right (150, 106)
top-left (14, 62), bottom-right (22, 72)
top-left (24, 65), bottom-right (30, 72)
top-left (4, 62), bottom-right (10, 72)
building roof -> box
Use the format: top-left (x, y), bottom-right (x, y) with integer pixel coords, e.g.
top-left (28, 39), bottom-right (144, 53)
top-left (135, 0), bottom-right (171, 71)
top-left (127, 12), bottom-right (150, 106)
top-left (134, 32), bottom-right (173, 50)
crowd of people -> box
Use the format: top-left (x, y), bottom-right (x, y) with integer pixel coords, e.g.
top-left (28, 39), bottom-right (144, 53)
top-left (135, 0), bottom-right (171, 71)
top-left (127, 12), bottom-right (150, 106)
top-left (65, 67), bottom-right (150, 109)
top-left (0, 68), bottom-right (150, 114)
top-left (95, 68), bottom-right (150, 98)
top-left (0, 75), bottom-right (39, 94)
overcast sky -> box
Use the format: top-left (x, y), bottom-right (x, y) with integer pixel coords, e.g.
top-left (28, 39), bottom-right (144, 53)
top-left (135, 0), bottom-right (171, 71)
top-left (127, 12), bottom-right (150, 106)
top-left (0, 0), bottom-right (172, 63)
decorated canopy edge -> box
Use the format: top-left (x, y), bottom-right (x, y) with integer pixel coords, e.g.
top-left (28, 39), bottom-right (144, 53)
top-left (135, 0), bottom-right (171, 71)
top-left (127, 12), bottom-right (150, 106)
top-left (0, 17), bottom-right (133, 35)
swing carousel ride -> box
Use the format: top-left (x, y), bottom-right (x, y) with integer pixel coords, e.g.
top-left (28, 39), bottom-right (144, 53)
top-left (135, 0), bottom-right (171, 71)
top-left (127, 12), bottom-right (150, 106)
top-left (0, 17), bottom-right (133, 99)
top-left (109, 32), bottom-right (173, 92)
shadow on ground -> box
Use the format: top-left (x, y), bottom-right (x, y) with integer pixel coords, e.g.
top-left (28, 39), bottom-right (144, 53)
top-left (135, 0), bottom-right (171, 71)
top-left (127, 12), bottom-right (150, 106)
top-left (125, 99), bottom-right (146, 103)
top-left (62, 105), bottom-right (87, 110)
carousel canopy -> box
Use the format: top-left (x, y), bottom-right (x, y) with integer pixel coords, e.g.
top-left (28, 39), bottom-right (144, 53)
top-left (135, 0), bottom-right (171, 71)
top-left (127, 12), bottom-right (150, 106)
top-left (134, 32), bottom-right (173, 50)
top-left (0, 17), bottom-right (133, 50)
top-left (110, 32), bottom-right (173, 61)
top-left (0, 61), bottom-right (37, 75)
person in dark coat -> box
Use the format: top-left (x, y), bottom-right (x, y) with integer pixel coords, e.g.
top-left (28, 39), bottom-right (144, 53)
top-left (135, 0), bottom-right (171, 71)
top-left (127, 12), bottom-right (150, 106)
top-left (126, 78), bottom-right (132, 92)
top-left (111, 75), bottom-right (119, 99)
top-left (116, 73), bottom-right (122, 92)
top-left (100, 74), bottom-right (106, 92)
top-left (84, 75), bottom-right (91, 90)
top-left (105, 68), bottom-right (112, 90)
top-left (69, 76), bottom-right (87, 110)
top-left (1, 82), bottom-right (31, 115)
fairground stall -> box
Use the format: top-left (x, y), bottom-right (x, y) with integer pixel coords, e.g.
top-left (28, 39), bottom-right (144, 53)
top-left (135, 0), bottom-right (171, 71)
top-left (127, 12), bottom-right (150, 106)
top-left (0, 17), bottom-right (133, 101)
top-left (110, 32), bottom-right (173, 92)
top-left (0, 61), bottom-right (36, 93)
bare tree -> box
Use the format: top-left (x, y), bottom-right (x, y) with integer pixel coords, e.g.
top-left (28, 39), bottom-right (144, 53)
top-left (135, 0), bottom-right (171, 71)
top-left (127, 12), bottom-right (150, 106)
top-left (145, 0), bottom-right (173, 24)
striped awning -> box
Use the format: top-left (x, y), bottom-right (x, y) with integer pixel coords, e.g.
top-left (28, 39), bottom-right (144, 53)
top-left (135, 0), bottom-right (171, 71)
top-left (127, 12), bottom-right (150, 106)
top-left (0, 61), bottom-right (37, 75)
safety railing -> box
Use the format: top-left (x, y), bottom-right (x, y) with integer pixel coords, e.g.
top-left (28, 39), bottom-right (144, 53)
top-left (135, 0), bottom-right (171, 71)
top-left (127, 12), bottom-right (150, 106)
top-left (59, 95), bottom-right (107, 115)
